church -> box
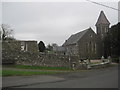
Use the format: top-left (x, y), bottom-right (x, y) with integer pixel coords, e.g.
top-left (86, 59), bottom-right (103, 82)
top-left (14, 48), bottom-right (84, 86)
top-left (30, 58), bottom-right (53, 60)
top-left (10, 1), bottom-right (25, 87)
top-left (63, 11), bottom-right (110, 59)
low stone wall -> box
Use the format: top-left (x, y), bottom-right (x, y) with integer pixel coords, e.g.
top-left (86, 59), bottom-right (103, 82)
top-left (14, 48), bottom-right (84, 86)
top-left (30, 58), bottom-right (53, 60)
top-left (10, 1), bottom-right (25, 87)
top-left (2, 49), bottom-right (111, 70)
top-left (16, 54), bottom-right (79, 68)
top-left (2, 50), bottom-right (79, 68)
top-left (87, 59), bottom-right (111, 69)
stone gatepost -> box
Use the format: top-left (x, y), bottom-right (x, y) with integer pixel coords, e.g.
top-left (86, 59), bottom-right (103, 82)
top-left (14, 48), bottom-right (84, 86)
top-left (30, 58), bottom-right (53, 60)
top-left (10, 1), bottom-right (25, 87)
top-left (72, 62), bottom-right (76, 71)
top-left (69, 56), bottom-right (71, 69)
top-left (108, 56), bottom-right (111, 63)
top-left (101, 56), bottom-right (105, 62)
top-left (86, 59), bottom-right (91, 70)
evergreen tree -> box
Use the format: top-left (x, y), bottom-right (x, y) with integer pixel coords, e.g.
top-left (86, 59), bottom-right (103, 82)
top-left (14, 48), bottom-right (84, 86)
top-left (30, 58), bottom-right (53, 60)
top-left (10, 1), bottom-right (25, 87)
top-left (104, 22), bottom-right (120, 59)
top-left (38, 41), bottom-right (46, 52)
top-left (110, 22), bottom-right (120, 57)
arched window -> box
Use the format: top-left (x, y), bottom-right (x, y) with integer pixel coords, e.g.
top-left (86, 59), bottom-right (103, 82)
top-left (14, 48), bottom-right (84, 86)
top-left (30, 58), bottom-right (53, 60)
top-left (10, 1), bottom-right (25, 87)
top-left (95, 43), bottom-right (97, 54)
top-left (101, 34), bottom-right (104, 39)
top-left (89, 41), bottom-right (91, 53)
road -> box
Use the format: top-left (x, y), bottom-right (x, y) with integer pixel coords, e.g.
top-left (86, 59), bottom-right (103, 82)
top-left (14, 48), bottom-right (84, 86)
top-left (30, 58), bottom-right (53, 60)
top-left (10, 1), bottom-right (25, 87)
top-left (3, 66), bottom-right (118, 88)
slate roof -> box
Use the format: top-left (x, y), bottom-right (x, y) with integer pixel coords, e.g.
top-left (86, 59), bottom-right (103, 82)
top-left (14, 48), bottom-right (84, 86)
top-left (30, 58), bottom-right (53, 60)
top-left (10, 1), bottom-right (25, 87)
top-left (63, 28), bottom-right (92, 46)
top-left (95, 11), bottom-right (110, 26)
top-left (53, 46), bottom-right (66, 52)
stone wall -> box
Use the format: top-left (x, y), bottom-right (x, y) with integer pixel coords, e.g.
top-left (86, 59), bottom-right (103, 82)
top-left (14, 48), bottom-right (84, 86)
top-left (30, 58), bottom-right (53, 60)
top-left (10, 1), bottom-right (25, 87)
top-left (2, 49), bottom-right (79, 68)
top-left (2, 40), bottom-right (38, 64)
top-left (88, 59), bottom-right (111, 69)
top-left (2, 49), bottom-right (111, 70)
top-left (2, 40), bottom-right (80, 68)
top-left (2, 40), bottom-right (38, 53)
top-left (17, 54), bottom-right (79, 68)
top-left (0, 41), bottom-right (2, 65)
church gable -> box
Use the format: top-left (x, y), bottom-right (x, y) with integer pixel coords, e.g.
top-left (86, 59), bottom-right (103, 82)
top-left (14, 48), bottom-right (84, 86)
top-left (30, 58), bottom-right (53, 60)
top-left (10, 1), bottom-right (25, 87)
top-left (78, 28), bottom-right (97, 43)
top-left (63, 27), bottom-right (99, 58)
top-left (63, 28), bottom-right (90, 46)
top-left (77, 28), bottom-right (99, 59)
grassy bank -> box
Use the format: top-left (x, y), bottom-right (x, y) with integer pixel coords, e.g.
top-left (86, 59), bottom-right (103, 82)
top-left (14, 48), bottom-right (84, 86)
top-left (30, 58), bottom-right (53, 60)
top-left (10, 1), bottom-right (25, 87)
top-left (2, 65), bottom-right (72, 76)
top-left (0, 71), bottom-right (1, 76)
top-left (3, 65), bottom-right (71, 70)
top-left (2, 70), bottom-right (61, 76)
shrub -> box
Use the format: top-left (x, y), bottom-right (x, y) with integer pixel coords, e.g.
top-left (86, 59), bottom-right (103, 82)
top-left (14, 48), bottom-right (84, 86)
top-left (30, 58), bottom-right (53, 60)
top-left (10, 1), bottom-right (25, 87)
top-left (111, 57), bottom-right (119, 63)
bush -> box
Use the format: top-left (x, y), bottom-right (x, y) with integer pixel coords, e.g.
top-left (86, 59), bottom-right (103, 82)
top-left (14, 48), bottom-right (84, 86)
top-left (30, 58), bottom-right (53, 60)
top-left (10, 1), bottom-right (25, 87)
top-left (111, 57), bottom-right (119, 63)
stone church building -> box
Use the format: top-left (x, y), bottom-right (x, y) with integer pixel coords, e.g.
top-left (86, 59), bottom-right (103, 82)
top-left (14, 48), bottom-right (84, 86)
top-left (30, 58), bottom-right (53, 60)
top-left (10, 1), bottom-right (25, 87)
top-left (63, 11), bottom-right (110, 59)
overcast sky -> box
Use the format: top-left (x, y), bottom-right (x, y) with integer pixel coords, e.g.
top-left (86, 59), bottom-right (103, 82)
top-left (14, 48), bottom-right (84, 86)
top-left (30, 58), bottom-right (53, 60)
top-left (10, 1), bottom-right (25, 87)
top-left (2, 0), bottom-right (119, 46)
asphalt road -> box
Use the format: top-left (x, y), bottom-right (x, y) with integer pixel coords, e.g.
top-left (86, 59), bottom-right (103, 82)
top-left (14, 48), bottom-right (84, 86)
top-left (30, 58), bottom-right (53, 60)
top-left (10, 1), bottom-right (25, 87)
top-left (3, 66), bottom-right (118, 88)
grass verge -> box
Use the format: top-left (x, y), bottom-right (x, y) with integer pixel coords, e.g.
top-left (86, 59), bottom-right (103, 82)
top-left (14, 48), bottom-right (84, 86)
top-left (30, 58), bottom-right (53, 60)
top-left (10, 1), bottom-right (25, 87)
top-left (3, 65), bottom-right (72, 70)
top-left (2, 70), bottom-right (60, 76)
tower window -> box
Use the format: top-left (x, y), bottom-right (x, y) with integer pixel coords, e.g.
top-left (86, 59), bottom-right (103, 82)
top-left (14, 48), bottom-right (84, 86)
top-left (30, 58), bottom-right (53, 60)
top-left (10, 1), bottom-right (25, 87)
top-left (101, 34), bottom-right (104, 39)
top-left (90, 35), bottom-right (92, 37)
top-left (105, 27), bottom-right (108, 33)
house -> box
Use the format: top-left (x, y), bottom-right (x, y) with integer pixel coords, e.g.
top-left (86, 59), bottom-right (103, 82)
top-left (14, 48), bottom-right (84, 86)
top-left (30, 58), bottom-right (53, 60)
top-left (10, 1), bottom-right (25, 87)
top-left (63, 11), bottom-right (110, 59)
top-left (53, 45), bottom-right (66, 55)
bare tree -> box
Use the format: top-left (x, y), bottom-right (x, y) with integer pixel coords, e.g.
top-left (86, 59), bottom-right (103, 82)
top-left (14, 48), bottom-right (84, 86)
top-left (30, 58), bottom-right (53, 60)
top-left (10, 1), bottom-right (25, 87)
top-left (1, 24), bottom-right (15, 40)
top-left (52, 43), bottom-right (58, 47)
top-left (0, 26), bottom-right (2, 40)
top-left (46, 44), bottom-right (53, 51)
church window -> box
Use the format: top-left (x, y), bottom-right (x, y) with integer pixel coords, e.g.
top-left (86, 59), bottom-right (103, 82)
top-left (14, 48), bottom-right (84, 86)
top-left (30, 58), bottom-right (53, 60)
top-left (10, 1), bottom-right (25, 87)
top-left (92, 43), bottom-right (94, 52)
top-left (95, 43), bottom-right (97, 54)
top-left (89, 41), bottom-right (91, 53)
top-left (105, 27), bottom-right (108, 33)
top-left (101, 34), bottom-right (104, 39)
top-left (101, 27), bottom-right (103, 33)
top-left (104, 27), bottom-right (106, 33)
top-left (85, 43), bottom-right (88, 52)
top-left (87, 43), bottom-right (89, 53)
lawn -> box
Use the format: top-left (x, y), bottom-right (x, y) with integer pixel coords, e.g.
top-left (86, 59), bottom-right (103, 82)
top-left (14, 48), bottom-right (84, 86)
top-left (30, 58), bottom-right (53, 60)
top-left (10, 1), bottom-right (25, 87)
top-left (0, 71), bottom-right (1, 76)
top-left (2, 65), bottom-right (72, 76)
top-left (2, 70), bottom-right (61, 76)
top-left (3, 65), bottom-right (71, 70)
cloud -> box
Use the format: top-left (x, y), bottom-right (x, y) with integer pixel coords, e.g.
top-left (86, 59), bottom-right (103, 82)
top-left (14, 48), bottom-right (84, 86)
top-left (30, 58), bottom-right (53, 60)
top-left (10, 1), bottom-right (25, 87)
top-left (118, 1), bottom-right (120, 22)
top-left (2, 2), bottom-right (118, 46)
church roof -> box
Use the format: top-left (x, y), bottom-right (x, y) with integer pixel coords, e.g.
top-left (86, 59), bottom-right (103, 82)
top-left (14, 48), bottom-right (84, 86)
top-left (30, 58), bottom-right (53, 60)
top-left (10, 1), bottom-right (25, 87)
top-left (63, 28), bottom-right (93, 46)
top-left (95, 11), bottom-right (110, 26)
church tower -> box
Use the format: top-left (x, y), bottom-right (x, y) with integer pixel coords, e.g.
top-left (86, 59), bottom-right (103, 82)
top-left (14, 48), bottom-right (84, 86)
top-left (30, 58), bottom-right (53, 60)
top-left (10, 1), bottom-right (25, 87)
top-left (95, 11), bottom-right (110, 39)
top-left (95, 11), bottom-right (110, 58)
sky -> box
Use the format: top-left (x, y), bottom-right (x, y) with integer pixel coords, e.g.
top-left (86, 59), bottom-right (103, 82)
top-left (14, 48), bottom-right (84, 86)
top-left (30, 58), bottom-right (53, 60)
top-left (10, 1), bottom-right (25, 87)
top-left (1, 0), bottom-right (119, 46)
top-left (118, 1), bottom-right (120, 22)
